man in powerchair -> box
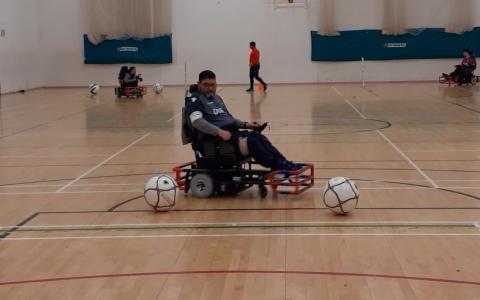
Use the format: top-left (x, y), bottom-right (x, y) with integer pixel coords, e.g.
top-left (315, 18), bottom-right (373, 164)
top-left (185, 70), bottom-right (302, 173)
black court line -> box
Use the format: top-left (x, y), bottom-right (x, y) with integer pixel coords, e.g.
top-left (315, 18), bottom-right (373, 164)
top-left (2, 139), bottom-right (480, 149)
top-left (1, 166), bottom-right (479, 175)
top-left (3, 160), bottom-right (480, 168)
top-left (1, 165), bottom-right (480, 188)
top-left (43, 179), bottom-right (480, 213)
top-left (442, 100), bottom-right (480, 114)
top-left (107, 195), bottom-right (144, 212)
top-left (0, 175), bottom-right (477, 231)
top-left (0, 213), bottom-right (40, 240)
top-left (0, 123), bottom-right (393, 140)
top-left (0, 173), bottom-right (156, 187)
top-left (0, 104), bottom-right (107, 140)
top-left (0, 165), bottom-right (420, 171)
top-left (363, 87), bottom-right (380, 97)
top-left (430, 94), bottom-right (480, 115)
top-left (0, 117), bottom-right (391, 143)
top-left (0, 174), bottom-right (467, 190)
top-left (0, 172), bottom-right (479, 236)
top-left (1, 179), bottom-right (478, 239)
top-left (103, 178), bottom-right (479, 212)
top-left (33, 207), bottom-right (480, 216)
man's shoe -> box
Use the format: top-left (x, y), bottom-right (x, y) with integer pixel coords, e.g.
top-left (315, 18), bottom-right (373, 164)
top-left (246, 88), bottom-right (253, 92)
top-left (284, 161), bottom-right (304, 171)
top-left (263, 84), bottom-right (268, 91)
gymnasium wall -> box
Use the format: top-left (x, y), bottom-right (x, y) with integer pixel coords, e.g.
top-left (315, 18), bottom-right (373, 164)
top-left (3, 0), bottom-right (480, 92)
top-left (0, 0), bottom-right (43, 93)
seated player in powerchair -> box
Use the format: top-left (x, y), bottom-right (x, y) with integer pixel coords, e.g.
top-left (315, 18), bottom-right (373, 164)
top-left (122, 66), bottom-right (143, 88)
top-left (118, 65), bottom-right (129, 86)
top-left (186, 70), bottom-right (302, 172)
top-left (443, 49), bottom-right (477, 84)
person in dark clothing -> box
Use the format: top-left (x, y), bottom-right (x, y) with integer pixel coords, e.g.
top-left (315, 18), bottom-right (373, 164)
top-left (246, 41), bottom-right (267, 92)
top-left (186, 70), bottom-right (299, 171)
top-left (123, 66), bottom-right (143, 87)
top-left (118, 66), bottom-right (129, 86)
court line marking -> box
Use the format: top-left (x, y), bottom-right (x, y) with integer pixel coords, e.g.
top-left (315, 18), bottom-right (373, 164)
top-left (1, 221), bottom-right (478, 235)
top-left (375, 130), bottom-right (439, 189)
top-left (430, 93), bottom-right (480, 115)
top-left (331, 86), bottom-right (439, 189)
top-left (55, 133), bottom-right (151, 193)
top-left (0, 183), bottom-right (145, 188)
top-left (3, 232), bottom-right (480, 241)
top-left (1, 269), bottom-right (480, 287)
top-left (2, 179), bottom-right (480, 189)
top-left (2, 186), bottom-right (480, 195)
top-left (166, 112), bottom-right (182, 122)
top-left (0, 154), bottom-right (108, 158)
top-left (0, 212), bottom-right (39, 239)
top-left (0, 103), bottom-right (109, 140)
top-left (0, 191), bottom-right (141, 195)
top-left (403, 149), bottom-right (480, 153)
top-left (1, 220), bottom-right (477, 229)
top-left (311, 187), bottom-right (479, 190)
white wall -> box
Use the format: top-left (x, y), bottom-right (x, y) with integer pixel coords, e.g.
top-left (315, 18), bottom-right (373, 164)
top-left (5, 0), bottom-right (480, 90)
top-left (0, 0), bottom-right (43, 93)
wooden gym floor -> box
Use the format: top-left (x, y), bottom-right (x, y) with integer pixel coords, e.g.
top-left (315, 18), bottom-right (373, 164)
top-left (0, 82), bottom-right (480, 299)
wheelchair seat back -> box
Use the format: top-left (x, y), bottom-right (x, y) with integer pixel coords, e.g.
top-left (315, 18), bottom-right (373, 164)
top-left (181, 96), bottom-right (246, 169)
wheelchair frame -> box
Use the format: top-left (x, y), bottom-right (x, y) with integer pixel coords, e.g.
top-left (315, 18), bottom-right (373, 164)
top-left (439, 74), bottom-right (480, 86)
top-left (173, 160), bottom-right (314, 198)
top-left (114, 86), bottom-right (147, 98)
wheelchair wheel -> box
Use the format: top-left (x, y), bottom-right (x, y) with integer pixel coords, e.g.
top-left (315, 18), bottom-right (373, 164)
top-left (190, 173), bottom-right (214, 198)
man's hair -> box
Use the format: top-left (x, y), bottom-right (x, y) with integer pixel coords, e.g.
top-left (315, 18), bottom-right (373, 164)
top-left (198, 70), bottom-right (216, 82)
top-left (464, 49), bottom-right (473, 55)
top-left (250, 41), bottom-right (256, 47)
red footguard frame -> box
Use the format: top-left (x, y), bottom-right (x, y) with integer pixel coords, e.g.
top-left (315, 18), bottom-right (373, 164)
top-left (267, 164), bottom-right (315, 195)
top-left (123, 86), bottom-right (147, 96)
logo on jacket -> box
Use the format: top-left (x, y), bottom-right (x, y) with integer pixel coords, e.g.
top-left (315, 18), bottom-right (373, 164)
top-left (212, 108), bottom-right (225, 115)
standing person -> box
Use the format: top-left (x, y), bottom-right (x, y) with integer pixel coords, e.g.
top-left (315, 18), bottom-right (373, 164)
top-left (246, 41), bottom-right (267, 92)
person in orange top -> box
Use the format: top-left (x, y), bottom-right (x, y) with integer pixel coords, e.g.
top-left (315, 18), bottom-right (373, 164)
top-left (246, 41), bottom-right (267, 92)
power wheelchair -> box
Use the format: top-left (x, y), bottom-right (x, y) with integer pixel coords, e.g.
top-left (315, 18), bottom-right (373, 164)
top-left (115, 85), bottom-right (147, 98)
top-left (115, 74), bottom-right (146, 98)
top-left (439, 66), bottom-right (479, 86)
top-left (173, 95), bottom-right (314, 199)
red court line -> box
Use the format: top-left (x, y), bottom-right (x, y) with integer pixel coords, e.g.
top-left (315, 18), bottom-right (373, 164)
top-left (1, 270), bottom-right (480, 286)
